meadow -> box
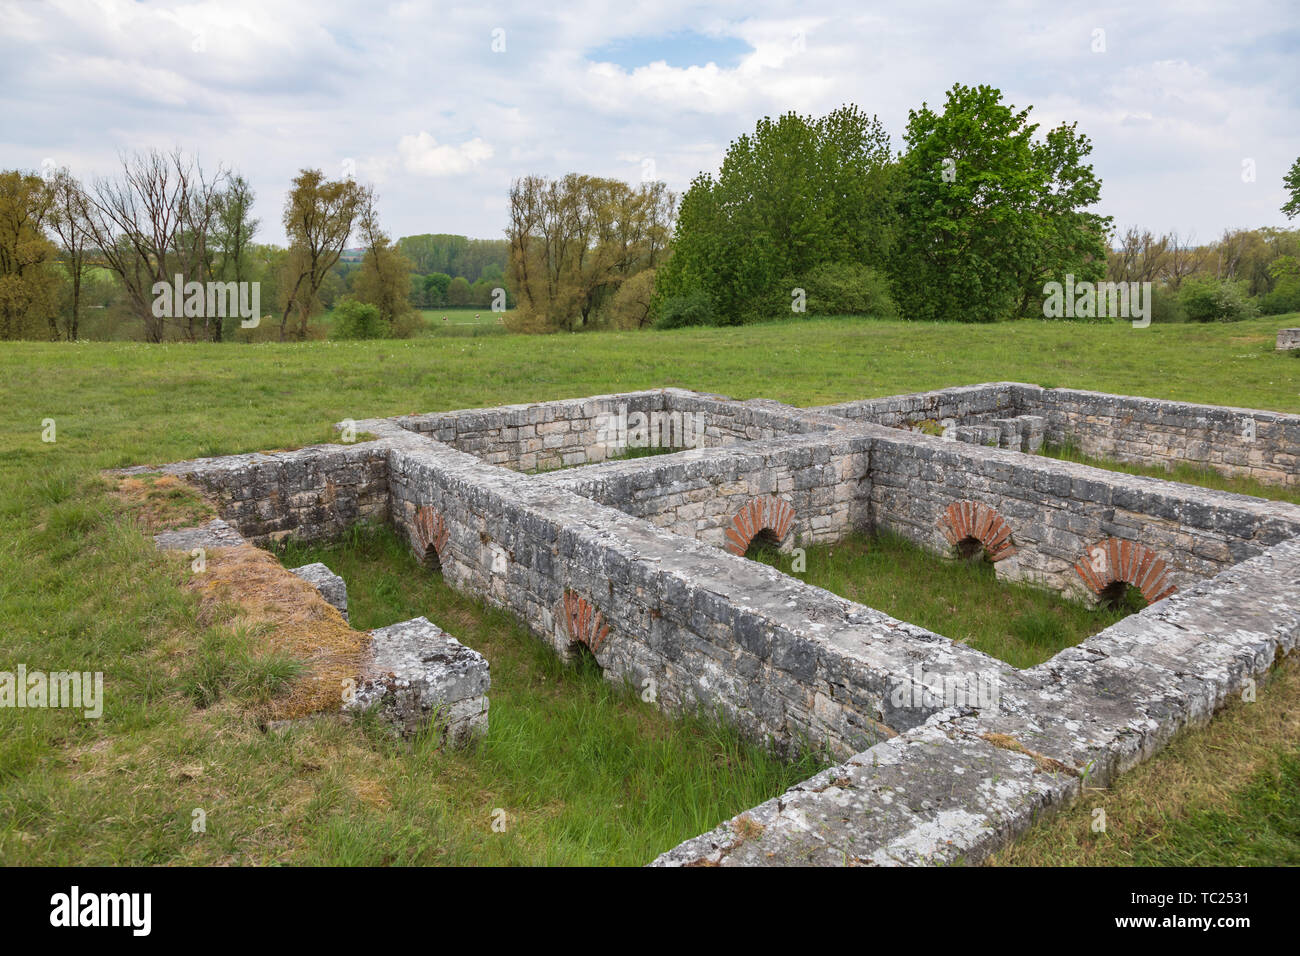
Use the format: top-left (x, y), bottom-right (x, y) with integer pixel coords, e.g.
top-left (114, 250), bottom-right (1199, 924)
top-left (1, 312), bottom-right (1297, 865)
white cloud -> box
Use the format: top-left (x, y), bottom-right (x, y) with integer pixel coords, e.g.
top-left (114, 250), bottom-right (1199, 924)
top-left (0, 0), bottom-right (1294, 243)
top-left (397, 133), bottom-right (495, 177)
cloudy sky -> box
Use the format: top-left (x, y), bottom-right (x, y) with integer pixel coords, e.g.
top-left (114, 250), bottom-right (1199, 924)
top-left (2, 0), bottom-right (1296, 245)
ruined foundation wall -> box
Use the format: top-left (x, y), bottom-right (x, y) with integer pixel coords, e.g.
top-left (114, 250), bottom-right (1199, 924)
top-left (1017, 384), bottom-right (1300, 488)
top-left (814, 383), bottom-right (1022, 430)
top-left (372, 422), bottom-right (1007, 755)
top-left (862, 425), bottom-right (1300, 599)
top-left (655, 535), bottom-right (1300, 866)
top-left (389, 388), bottom-right (831, 474)
top-left (149, 443), bottom-right (390, 545)
top-left (538, 432), bottom-right (872, 551)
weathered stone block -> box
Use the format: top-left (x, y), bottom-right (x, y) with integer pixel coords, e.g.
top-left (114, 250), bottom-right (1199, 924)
top-left (289, 562), bottom-right (349, 621)
top-left (347, 616), bottom-right (489, 745)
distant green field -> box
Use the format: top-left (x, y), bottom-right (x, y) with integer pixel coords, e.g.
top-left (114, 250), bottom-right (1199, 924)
top-left (1, 313), bottom-right (1298, 865)
top-left (418, 307), bottom-right (511, 327)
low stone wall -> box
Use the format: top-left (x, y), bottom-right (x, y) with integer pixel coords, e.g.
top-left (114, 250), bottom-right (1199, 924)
top-left (139, 443), bottom-right (390, 545)
top-left (815, 383), bottom-right (1021, 431)
top-left (390, 388), bottom-right (830, 474)
top-left (133, 383), bottom-right (1300, 865)
top-left (654, 534), bottom-right (1300, 865)
top-left (863, 423), bottom-right (1300, 600)
top-left (816, 382), bottom-right (1300, 489)
top-left (538, 431), bottom-right (872, 551)
top-left (1020, 384), bottom-right (1300, 488)
top-left (372, 419), bottom-right (1005, 755)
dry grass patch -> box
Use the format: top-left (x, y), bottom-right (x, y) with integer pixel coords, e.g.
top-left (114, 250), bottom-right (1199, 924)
top-left (184, 544), bottom-right (370, 720)
top-left (106, 472), bottom-right (216, 532)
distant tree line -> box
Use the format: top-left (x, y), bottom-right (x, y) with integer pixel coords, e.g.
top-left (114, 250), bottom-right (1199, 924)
top-left (0, 152), bottom-right (506, 341)
top-left (4, 90), bottom-right (1299, 341)
top-left (653, 84), bottom-right (1300, 327)
top-left (395, 233), bottom-right (513, 310)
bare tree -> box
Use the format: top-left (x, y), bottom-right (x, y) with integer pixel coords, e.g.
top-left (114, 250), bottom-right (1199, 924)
top-left (77, 149), bottom-right (224, 342)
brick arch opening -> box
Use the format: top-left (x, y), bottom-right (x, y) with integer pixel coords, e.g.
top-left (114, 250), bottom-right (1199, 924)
top-left (937, 501), bottom-right (1016, 563)
top-left (724, 496), bottom-right (796, 556)
top-left (744, 527), bottom-right (783, 558)
top-left (413, 505), bottom-right (449, 573)
top-left (560, 590), bottom-right (610, 660)
top-left (1074, 537), bottom-right (1176, 606)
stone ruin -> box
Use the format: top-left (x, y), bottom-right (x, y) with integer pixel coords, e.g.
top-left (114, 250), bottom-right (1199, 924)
top-left (131, 383), bottom-right (1300, 865)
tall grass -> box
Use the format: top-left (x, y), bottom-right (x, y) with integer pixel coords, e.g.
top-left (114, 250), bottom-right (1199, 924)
top-left (747, 531), bottom-right (1140, 669)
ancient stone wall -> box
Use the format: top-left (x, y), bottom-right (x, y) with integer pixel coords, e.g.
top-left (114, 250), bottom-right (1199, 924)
top-left (1018, 384), bottom-right (1300, 487)
top-left (861, 424), bottom-right (1300, 600)
top-left (134, 382), bottom-right (1300, 866)
top-left (538, 431), bottom-right (871, 551)
top-left (144, 443), bottom-right (390, 545)
top-left (371, 420), bottom-right (1001, 755)
top-left (389, 388), bottom-right (828, 474)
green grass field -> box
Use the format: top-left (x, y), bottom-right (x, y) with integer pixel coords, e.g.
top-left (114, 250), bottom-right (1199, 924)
top-left (747, 531), bottom-right (1141, 669)
top-left (1, 313), bottom-right (1298, 865)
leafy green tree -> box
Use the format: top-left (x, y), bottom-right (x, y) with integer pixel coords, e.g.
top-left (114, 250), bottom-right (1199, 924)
top-left (657, 104), bottom-right (894, 324)
top-left (330, 296), bottom-right (385, 339)
top-left (279, 169), bottom-right (367, 340)
top-left (506, 174), bottom-right (673, 330)
top-left (446, 275), bottom-right (471, 306)
top-left (423, 271), bottom-right (451, 306)
top-left (1284, 157), bottom-right (1300, 220)
top-left (0, 169), bottom-right (59, 339)
top-left (890, 83), bottom-right (1110, 323)
top-left (209, 173), bottom-right (258, 340)
top-left (1178, 277), bottom-right (1259, 322)
top-left (353, 189), bottom-right (415, 330)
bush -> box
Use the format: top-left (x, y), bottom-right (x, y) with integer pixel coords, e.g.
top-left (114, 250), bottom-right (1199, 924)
top-left (655, 290), bottom-right (715, 329)
top-left (1149, 283), bottom-right (1186, 323)
top-left (798, 262), bottom-right (898, 318)
top-left (1178, 278), bottom-right (1259, 323)
top-left (605, 269), bottom-right (658, 330)
top-left (1258, 278), bottom-right (1300, 316)
top-left (330, 297), bottom-right (386, 339)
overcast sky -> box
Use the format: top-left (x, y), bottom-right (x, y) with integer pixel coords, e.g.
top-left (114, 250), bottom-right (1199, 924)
top-left (2, 0), bottom-right (1295, 246)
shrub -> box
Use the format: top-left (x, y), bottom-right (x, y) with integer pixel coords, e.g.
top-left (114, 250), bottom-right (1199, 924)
top-left (1258, 278), bottom-right (1300, 316)
top-left (330, 297), bottom-right (386, 340)
top-left (605, 269), bottom-right (658, 330)
top-left (655, 290), bottom-right (715, 329)
top-left (799, 262), bottom-right (898, 318)
top-left (1149, 283), bottom-right (1186, 323)
top-left (1178, 278), bottom-right (1259, 323)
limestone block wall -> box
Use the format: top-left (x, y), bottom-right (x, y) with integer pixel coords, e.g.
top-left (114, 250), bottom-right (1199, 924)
top-left (537, 431), bottom-right (872, 551)
top-left (1014, 384), bottom-right (1300, 488)
top-left (817, 382), bottom-right (1300, 490)
top-left (655, 533), bottom-right (1300, 866)
top-left (388, 388), bottom-right (830, 474)
top-left (370, 421), bottom-right (1006, 756)
top-left (148, 443), bottom-right (390, 545)
top-left (862, 425), bottom-right (1300, 600)
top-left (815, 383), bottom-right (1021, 431)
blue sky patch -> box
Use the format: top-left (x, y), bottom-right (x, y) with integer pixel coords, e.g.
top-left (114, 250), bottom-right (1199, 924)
top-left (587, 31), bottom-right (752, 70)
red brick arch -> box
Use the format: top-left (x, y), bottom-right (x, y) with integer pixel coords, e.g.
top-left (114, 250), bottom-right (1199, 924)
top-left (1075, 537), bottom-right (1177, 604)
top-left (724, 496), bottom-right (796, 555)
top-left (413, 505), bottom-right (449, 568)
top-left (561, 590), bottom-right (610, 653)
top-left (937, 501), bottom-right (1016, 562)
